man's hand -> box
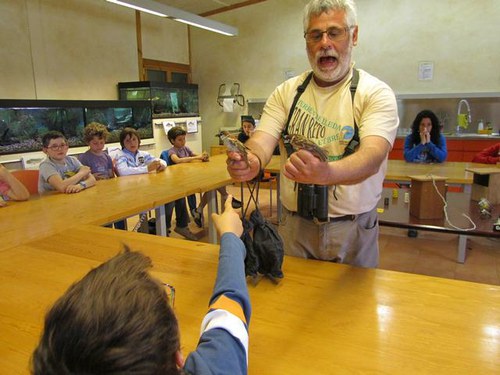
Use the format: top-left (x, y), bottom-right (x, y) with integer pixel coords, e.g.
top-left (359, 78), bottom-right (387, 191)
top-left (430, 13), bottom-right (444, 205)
top-left (282, 149), bottom-right (330, 185)
top-left (226, 151), bottom-right (260, 182)
top-left (211, 195), bottom-right (243, 237)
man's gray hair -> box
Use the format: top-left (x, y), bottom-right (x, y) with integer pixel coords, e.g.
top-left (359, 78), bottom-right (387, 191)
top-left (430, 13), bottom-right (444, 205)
top-left (303, 0), bottom-right (357, 32)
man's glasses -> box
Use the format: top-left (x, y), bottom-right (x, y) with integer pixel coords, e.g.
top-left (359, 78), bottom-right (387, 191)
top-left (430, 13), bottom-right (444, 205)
top-left (46, 143), bottom-right (68, 150)
top-left (164, 283), bottom-right (175, 307)
top-left (304, 26), bottom-right (353, 43)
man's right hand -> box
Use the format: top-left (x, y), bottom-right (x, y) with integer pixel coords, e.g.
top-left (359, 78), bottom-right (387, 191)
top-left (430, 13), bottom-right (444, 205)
top-left (226, 151), bottom-right (260, 182)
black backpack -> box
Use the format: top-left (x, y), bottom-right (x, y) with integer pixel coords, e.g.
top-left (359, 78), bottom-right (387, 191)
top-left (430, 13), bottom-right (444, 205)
top-left (241, 175), bottom-right (284, 284)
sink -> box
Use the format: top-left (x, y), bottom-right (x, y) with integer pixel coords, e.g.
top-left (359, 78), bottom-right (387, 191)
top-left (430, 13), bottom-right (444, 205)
top-left (452, 133), bottom-right (492, 137)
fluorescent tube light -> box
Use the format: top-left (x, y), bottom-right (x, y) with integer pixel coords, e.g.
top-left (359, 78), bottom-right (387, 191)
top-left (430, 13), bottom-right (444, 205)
top-left (106, 0), bottom-right (167, 17)
top-left (106, 0), bottom-right (238, 36)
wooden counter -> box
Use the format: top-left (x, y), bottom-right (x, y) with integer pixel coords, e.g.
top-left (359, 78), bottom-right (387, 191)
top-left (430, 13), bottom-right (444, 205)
top-left (389, 136), bottom-right (499, 161)
top-left (1, 225), bottom-right (499, 374)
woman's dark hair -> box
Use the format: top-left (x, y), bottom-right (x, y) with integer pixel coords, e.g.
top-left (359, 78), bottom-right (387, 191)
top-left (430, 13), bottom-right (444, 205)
top-left (32, 248), bottom-right (181, 374)
top-left (409, 110), bottom-right (442, 146)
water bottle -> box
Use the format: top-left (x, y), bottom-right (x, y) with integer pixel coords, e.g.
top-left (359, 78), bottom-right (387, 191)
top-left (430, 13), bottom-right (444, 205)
top-left (477, 119), bottom-right (484, 133)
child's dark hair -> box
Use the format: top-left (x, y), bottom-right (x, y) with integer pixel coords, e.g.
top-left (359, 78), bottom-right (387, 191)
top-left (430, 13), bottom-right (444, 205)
top-left (167, 126), bottom-right (187, 144)
top-left (83, 122), bottom-right (110, 143)
top-left (42, 131), bottom-right (67, 148)
top-left (32, 247), bottom-right (181, 374)
top-left (119, 127), bottom-right (140, 148)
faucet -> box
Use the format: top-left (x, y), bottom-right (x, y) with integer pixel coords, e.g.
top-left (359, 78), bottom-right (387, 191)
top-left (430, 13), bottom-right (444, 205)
top-left (457, 99), bottom-right (471, 133)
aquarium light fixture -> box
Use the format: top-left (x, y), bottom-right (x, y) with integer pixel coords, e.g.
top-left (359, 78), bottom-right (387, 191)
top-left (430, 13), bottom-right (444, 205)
top-left (106, 0), bottom-right (238, 36)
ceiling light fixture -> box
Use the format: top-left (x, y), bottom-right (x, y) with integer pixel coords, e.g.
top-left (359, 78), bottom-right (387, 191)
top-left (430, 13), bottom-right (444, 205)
top-left (106, 0), bottom-right (238, 36)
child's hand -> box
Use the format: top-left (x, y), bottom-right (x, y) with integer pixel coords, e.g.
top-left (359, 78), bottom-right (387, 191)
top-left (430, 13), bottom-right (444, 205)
top-left (201, 152), bottom-right (210, 162)
top-left (147, 160), bottom-right (161, 172)
top-left (65, 184), bottom-right (84, 194)
top-left (0, 196), bottom-right (7, 207)
top-left (78, 165), bottom-right (91, 178)
top-left (211, 195), bottom-right (243, 237)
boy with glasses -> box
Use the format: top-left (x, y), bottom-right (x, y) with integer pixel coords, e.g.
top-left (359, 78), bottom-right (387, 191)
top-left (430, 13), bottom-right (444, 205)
top-left (38, 130), bottom-right (96, 194)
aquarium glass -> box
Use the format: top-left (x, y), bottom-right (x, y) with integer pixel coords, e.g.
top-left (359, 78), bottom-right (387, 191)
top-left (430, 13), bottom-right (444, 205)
top-left (0, 101), bottom-right (153, 156)
top-left (118, 82), bottom-right (199, 118)
top-left (0, 107), bottom-right (84, 155)
top-left (84, 106), bottom-right (153, 144)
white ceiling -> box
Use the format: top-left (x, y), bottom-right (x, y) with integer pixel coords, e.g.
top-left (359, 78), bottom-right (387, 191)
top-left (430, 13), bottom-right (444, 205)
top-left (155, 0), bottom-right (253, 15)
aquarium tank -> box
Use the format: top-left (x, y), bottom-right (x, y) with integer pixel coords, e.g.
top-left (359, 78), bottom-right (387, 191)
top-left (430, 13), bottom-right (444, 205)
top-left (0, 99), bottom-right (152, 155)
top-left (118, 81), bottom-right (199, 118)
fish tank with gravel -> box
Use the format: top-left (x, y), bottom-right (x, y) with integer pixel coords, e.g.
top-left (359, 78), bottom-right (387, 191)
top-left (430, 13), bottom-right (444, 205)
top-left (0, 99), bottom-right (152, 155)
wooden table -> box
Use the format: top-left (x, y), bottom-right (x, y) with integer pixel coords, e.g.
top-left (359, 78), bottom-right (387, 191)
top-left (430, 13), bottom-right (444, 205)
top-left (377, 189), bottom-right (500, 262)
top-left (1, 154), bottom-right (233, 251)
top-left (1, 225), bottom-right (498, 374)
top-left (263, 157), bottom-right (493, 221)
top-left (384, 160), bottom-right (493, 190)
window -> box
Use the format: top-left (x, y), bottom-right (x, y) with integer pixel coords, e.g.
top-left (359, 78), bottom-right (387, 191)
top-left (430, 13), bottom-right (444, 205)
top-left (142, 59), bottom-right (191, 83)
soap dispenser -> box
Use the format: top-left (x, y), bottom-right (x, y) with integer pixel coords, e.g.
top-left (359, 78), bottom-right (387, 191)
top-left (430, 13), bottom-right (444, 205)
top-left (477, 119), bottom-right (484, 133)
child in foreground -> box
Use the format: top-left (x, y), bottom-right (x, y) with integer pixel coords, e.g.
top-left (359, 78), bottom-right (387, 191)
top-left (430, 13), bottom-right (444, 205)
top-left (32, 196), bottom-right (250, 374)
top-left (38, 131), bottom-right (96, 194)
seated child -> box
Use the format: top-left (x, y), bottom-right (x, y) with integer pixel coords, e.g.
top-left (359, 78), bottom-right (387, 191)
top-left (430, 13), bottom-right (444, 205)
top-left (115, 127), bottom-right (196, 240)
top-left (32, 196), bottom-right (251, 375)
top-left (0, 163), bottom-right (30, 207)
top-left (238, 115), bottom-right (256, 143)
top-left (166, 126), bottom-right (241, 228)
top-left (162, 126), bottom-right (209, 224)
top-left (79, 122), bottom-right (126, 230)
top-left (114, 127), bottom-right (167, 176)
top-left (38, 131), bottom-right (96, 194)
top-left (78, 122), bottom-right (114, 180)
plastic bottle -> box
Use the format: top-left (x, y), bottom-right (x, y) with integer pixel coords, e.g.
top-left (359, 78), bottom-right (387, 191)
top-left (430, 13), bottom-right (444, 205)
top-left (477, 119), bottom-right (484, 133)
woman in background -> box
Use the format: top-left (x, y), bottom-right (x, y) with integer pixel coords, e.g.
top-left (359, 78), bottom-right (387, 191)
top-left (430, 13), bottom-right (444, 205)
top-left (238, 115), bottom-right (256, 143)
top-left (404, 110), bottom-right (447, 163)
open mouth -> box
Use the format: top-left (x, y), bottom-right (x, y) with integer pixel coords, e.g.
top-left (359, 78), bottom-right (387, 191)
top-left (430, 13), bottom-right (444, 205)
top-left (318, 56), bottom-right (337, 66)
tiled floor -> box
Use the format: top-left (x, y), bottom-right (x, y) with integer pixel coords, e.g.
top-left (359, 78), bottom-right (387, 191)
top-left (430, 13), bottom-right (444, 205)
top-left (164, 184), bottom-right (500, 286)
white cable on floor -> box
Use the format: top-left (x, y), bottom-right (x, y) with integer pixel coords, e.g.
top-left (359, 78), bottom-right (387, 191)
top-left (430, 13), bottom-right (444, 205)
top-left (430, 174), bottom-right (476, 231)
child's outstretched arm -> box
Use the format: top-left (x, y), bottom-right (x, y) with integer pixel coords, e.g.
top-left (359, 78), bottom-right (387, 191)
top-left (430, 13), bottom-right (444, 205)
top-left (183, 196), bottom-right (250, 374)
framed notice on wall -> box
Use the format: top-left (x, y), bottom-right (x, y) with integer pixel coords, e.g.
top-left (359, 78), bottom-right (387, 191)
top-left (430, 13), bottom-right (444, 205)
top-left (186, 119), bottom-right (198, 133)
top-left (418, 61), bottom-right (434, 81)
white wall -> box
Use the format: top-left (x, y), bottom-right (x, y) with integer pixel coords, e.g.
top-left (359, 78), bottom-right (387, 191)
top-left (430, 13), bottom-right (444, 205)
top-left (191, 0), bottom-right (500, 150)
top-left (1, 0), bottom-right (499, 160)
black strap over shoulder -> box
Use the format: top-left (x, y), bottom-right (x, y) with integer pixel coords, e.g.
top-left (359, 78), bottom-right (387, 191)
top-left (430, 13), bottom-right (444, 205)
top-left (282, 69), bottom-right (360, 158)
top-left (283, 72), bottom-right (313, 137)
top-left (342, 68), bottom-right (359, 157)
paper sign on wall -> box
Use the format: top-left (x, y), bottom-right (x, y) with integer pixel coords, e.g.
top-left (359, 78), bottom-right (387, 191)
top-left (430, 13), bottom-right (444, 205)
top-left (418, 61), bottom-right (434, 81)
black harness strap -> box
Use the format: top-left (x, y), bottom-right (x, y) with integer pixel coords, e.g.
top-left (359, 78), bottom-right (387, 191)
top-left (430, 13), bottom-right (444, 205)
top-left (282, 69), bottom-right (360, 158)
